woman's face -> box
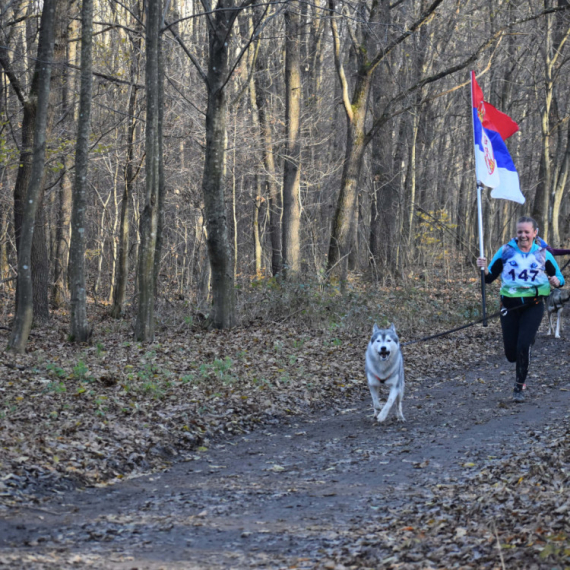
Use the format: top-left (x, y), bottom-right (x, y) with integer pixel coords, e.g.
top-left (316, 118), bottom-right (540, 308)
top-left (516, 222), bottom-right (537, 248)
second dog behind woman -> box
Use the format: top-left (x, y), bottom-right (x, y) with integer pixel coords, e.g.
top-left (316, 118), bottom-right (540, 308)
top-left (476, 215), bottom-right (565, 402)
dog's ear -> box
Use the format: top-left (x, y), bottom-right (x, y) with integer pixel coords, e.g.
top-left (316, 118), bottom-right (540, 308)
top-left (373, 323), bottom-right (380, 333)
top-left (389, 323), bottom-right (396, 332)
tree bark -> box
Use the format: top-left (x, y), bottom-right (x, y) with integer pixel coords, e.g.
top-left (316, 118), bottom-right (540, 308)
top-left (8, 0), bottom-right (56, 352)
top-left (152, 26), bottom-right (165, 296)
top-left (200, 0), bottom-right (238, 329)
top-left (327, 73), bottom-right (370, 278)
top-left (52, 158), bottom-right (73, 307)
top-left (135, 0), bottom-right (162, 341)
top-left (255, 50), bottom-right (282, 276)
top-left (282, 1), bottom-right (302, 278)
top-left (111, 86), bottom-right (140, 316)
top-left (327, 0), bottom-right (445, 279)
top-left (68, 0), bottom-right (94, 342)
top-left (551, 118), bottom-right (570, 244)
top-left (253, 190), bottom-right (263, 276)
top-left (531, 8), bottom-right (570, 241)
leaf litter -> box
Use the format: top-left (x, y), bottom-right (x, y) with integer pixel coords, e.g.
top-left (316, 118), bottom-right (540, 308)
top-left (0, 276), bottom-right (569, 568)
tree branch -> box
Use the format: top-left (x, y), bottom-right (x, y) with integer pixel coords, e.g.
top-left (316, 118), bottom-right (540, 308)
top-left (364, 3), bottom-right (570, 146)
top-left (368, 0), bottom-right (446, 73)
top-left (221, 0), bottom-right (282, 96)
top-left (163, 18), bottom-right (209, 85)
top-left (0, 48), bottom-right (25, 105)
top-left (329, 0), bottom-right (353, 122)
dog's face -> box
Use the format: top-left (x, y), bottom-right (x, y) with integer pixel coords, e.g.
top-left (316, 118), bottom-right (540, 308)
top-left (369, 323), bottom-right (399, 362)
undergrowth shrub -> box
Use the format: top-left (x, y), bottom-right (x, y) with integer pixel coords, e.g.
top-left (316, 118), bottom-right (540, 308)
top-left (235, 272), bottom-right (500, 337)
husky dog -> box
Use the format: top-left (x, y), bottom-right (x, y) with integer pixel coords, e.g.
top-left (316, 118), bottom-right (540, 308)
top-left (546, 288), bottom-right (570, 339)
top-left (365, 323), bottom-right (405, 422)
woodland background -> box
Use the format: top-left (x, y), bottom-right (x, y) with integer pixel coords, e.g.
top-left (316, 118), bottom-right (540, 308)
top-left (0, 0), bottom-right (569, 343)
top-left (2, 3), bottom-right (570, 565)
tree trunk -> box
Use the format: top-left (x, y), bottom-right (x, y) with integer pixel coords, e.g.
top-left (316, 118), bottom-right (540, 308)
top-left (327, 75), bottom-right (370, 278)
top-left (135, 0), bottom-right (162, 341)
top-left (551, 118), bottom-right (570, 244)
top-left (93, 191), bottom-right (111, 297)
top-left (152, 28), bottom-right (165, 296)
top-left (255, 50), bottom-right (282, 276)
top-left (8, 0), bottom-right (56, 352)
top-left (31, 202), bottom-right (50, 321)
top-left (282, 1), bottom-right (302, 277)
top-left (68, 0), bottom-right (94, 342)
top-left (110, 5), bottom-right (142, 318)
top-left (531, 8), bottom-right (570, 241)
top-left (253, 189), bottom-right (263, 276)
top-left (201, 0), bottom-right (237, 329)
top-left (0, 203), bottom-right (8, 287)
top-left (111, 85), bottom-right (140, 317)
top-left (52, 157), bottom-right (72, 307)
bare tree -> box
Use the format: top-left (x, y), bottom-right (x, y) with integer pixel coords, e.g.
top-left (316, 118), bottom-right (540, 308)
top-left (135, 0), bottom-right (162, 341)
top-left (68, 0), bottom-right (94, 342)
top-left (282, 0), bottom-right (302, 277)
top-left (8, 0), bottom-right (56, 352)
top-left (255, 44), bottom-right (282, 276)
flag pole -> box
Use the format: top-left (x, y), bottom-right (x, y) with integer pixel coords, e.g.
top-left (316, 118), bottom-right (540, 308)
top-left (471, 71), bottom-right (487, 327)
top-left (476, 182), bottom-right (488, 327)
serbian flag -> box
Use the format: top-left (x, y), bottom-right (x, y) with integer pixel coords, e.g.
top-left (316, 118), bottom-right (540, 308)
top-left (471, 71), bottom-right (525, 204)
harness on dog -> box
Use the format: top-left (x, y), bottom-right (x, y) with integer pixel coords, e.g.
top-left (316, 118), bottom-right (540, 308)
top-left (374, 375), bottom-right (387, 384)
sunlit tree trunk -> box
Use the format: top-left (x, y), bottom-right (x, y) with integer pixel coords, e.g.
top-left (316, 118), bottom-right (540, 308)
top-left (551, 119), bottom-right (570, 244)
top-left (327, 72), bottom-right (370, 279)
top-left (327, 0), bottom-right (445, 279)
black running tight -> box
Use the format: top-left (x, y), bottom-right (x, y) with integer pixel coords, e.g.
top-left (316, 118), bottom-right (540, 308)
top-left (499, 297), bottom-right (544, 387)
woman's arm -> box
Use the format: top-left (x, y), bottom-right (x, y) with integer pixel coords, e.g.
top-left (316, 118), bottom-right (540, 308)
top-left (477, 248), bottom-right (504, 284)
top-left (545, 251), bottom-right (565, 287)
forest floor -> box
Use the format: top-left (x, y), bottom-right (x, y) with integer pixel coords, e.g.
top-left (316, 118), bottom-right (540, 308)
top-left (1, 276), bottom-right (570, 569)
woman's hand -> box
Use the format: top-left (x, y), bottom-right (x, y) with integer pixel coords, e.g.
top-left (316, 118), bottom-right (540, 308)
top-left (549, 275), bottom-right (560, 288)
top-left (476, 257), bottom-right (487, 273)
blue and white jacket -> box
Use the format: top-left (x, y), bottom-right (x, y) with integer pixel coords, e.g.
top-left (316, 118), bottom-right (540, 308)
top-left (485, 238), bottom-right (565, 298)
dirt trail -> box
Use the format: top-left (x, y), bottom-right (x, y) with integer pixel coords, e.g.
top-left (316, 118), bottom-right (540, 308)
top-left (1, 331), bottom-right (570, 569)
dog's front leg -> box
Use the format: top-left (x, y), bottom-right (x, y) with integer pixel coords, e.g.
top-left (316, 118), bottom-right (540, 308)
top-left (547, 312), bottom-right (554, 336)
top-left (377, 386), bottom-right (398, 423)
top-left (555, 309), bottom-right (562, 338)
top-left (396, 388), bottom-right (406, 422)
top-left (368, 380), bottom-right (383, 419)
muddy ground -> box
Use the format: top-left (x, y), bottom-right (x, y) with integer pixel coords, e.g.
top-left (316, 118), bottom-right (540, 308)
top-left (1, 324), bottom-right (570, 569)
